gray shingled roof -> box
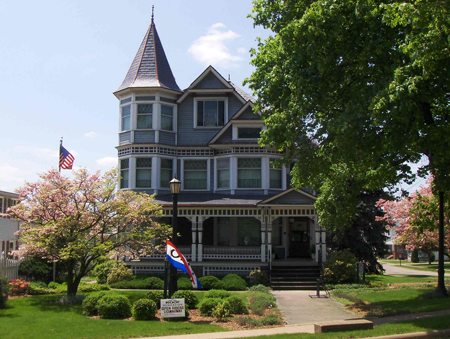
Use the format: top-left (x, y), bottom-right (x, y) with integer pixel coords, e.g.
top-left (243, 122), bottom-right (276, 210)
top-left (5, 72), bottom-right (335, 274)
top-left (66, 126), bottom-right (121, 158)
top-left (229, 82), bottom-right (255, 103)
top-left (115, 19), bottom-right (181, 93)
top-left (153, 193), bottom-right (268, 206)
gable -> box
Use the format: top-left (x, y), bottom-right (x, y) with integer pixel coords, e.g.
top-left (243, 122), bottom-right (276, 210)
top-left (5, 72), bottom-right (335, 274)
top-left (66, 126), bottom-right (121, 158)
top-left (192, 71), bottom-right (229, 89)
top-left (259, 189), bottom-right (316, 206)
top-left (235, 106), bottom-right (260, 120)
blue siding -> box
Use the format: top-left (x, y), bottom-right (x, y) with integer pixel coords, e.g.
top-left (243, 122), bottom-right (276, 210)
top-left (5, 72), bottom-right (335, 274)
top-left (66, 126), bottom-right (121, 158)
top-left (194, 72), bottom-right (228, 89)
top-left (228, 95), bottom-right (244, 119)
top-left (159, 131), bottom-right (176, 145)
top-left (134, 130), bottom-right (156, 143)
top-left (239, 107), bottom-right (260, 120)
top-left (119, 132), bottom-right (131, 145)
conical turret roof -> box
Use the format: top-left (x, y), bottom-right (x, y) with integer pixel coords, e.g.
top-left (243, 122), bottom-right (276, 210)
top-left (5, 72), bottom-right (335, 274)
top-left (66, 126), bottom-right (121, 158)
top-left (115, 16), bottom-right (181, 93)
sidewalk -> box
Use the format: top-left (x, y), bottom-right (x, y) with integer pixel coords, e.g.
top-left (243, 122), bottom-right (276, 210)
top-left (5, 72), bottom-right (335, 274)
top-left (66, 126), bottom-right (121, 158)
top-left (382, 262), bottom-right (438, 276)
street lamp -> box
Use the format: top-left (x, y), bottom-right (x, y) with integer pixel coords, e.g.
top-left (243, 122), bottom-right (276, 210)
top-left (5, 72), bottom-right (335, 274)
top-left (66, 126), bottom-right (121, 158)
top-left (169, 178), bottom-right (181, 297)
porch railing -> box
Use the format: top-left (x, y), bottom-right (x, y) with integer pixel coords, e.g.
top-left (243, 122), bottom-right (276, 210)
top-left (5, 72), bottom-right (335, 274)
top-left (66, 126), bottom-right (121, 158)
top-left (203, 246), bottom-right (261, 260)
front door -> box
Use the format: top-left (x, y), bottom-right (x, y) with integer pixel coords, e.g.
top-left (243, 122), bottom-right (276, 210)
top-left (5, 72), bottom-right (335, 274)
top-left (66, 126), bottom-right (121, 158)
top-left (288, 220), bottom-right (309, 257)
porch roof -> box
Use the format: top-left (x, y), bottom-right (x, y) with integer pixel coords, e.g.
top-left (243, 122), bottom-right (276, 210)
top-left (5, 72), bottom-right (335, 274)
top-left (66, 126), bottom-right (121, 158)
top-left (153, 193), bottom-right (264, 207)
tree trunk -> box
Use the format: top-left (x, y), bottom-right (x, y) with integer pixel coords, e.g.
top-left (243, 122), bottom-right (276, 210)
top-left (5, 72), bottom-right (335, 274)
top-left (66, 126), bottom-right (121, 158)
top-left (436, 191), bottom-right (448, 297)
top-left (66, 260), bottom-right (80, 298)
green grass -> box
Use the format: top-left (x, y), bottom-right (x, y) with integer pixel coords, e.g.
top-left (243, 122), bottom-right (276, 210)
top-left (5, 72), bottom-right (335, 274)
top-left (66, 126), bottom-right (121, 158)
top-left (239, 315), bottom-right (450, 338)
top-left (0, 293), bottom-right (227, 339)
top-left (365, 273), bottom-right (438, 285)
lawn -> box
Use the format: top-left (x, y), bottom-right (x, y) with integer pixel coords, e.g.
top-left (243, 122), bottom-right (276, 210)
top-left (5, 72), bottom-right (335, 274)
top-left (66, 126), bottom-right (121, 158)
top-left (0, 293), bottom-right (227, 339)
top-left (365, 273), bottom-right (438, 285)
top-left (380, 259), bottom-right (450, 273)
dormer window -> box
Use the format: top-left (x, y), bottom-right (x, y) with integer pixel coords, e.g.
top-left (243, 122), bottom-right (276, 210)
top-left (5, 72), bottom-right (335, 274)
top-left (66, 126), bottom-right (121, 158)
top-left (137, 104), bottom-right (153, 129)
top-left (195, 98), bottom-right (227, 128)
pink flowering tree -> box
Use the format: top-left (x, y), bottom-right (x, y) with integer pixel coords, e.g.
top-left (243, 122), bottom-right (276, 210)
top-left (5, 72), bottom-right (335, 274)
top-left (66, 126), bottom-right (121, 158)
top-left (7, 169), bottom-right (170, 298)
top-left (377, 178), bottom-right (450, 264)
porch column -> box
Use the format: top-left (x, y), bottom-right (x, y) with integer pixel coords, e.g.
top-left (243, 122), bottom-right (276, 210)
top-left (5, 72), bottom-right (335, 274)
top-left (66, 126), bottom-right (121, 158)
top-left (191, 217), bottom-right (197, 262)
top-left (261, 219), bottom-right (266, 263)
top-left (267, 221), bottom-right (272, 262)
top-left (198, 218), bottom-right (203, 262)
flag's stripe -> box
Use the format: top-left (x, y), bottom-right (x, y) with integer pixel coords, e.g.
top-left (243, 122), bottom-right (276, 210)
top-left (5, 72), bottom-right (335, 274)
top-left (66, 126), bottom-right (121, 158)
top-left (59, 146), bottom-right (74, 169)
top-left (167, 240), bottom-right (195, 283)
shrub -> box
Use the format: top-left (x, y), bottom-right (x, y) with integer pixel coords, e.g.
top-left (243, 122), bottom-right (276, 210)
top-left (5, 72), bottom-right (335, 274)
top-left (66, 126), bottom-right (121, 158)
top-left (261, 314), bottom-right (282, 326)
top-left (0, 277), bottom-right (8, 309)
top-left (78, 283), bottom-right (110, 293)
top-left (323, 249), bottom-right (357, 284)
top-left (132, 298), bottom-right (157, 320)
top-left (212, 300), bottom-right (231, 321)
top-left (9, 278), bottom-right (29, 296)
top-left (146, 290), bottom-right (164, 308)
top-left (109, 276), bottom-right (164, 290)
top-left (47, 281), bottom-right (60, 289)
top-left (235, 317), bottom-right (261, 327)
top-left (198, 276), bottom-right (221, 290)
top-left (92, 260), bottom-right (116, 284)
top-left (249, 293), bottom-right (277, 316)
top-left (205, 289), bottom-right (231, 299)
top-left (97, 294), bottom-right (132, 319)
top-left (219, 274), bottom-right (247, 291)
top-left (225, 295), bottom-right (249, 314)
top-left (248, 284), bottom-right (270, 293)
top-left (411, 249), bottom-right (420, 263)
top-left (26, 282), bottom-right (50, 295)
top-left (107, 262), bottom-right (133, 285)
top-left (249, 270), bottom-right (269, 286)
top-left (198, 297), bottom-right (223, 316)
top-left (145, 277), bottom-right (164, 289)
top-left (429, 252), bottom-right (436, 263)
top-left (177, 276), bottom-right (193, 290)
top-left (172, 290), bottom-right (198, 309)
top-left (82, 291), bottom-right (109, 316)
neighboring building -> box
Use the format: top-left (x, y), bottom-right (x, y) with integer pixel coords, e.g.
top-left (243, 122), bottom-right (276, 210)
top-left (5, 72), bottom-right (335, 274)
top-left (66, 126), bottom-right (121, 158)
top-left (114, 16), bottom-right (326, 278)
top-left (386, 228), bottom-right (407, 259)
top-left (0, 190), bottom-right (20, 254)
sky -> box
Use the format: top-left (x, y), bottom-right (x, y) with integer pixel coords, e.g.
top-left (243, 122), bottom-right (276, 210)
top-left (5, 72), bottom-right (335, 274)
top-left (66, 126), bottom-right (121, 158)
top-left (0, 0), bottom-right (272, 193)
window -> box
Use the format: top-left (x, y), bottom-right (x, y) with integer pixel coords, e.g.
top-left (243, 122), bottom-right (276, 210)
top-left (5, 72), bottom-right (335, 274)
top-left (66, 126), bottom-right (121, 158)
top-left (136, 158), bottom-right (152, 188)
top-left (197, 100), bottom-right (225, 127)
top-left (137, 104), bottom-right (152, 129)
top-left (238, 158), bottom-right (261, 188)
top-left (120, 159), bottom-right (129, 188)
top-left (0, 198), bottom-right (3, 213)
top-left (160, 159), bottom-right (173, 188)
top-left (161, 105), bottom-right (174, 131)
top-left (184, 160), bottom-right (207, 189)
top-left (270, 160), bottom-right (282, 189)
top-left (238, 127), bottom-right (261, 139)
top-left (217, 158), bottom-right (229, 189)
top-left (237, 218), bottom-right (261, 246)
top-left (121, 105), bottom-right (131, 131)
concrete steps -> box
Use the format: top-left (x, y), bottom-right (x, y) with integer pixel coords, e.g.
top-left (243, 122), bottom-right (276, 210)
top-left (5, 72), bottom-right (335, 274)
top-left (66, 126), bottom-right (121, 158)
top-left (271, 265), bottom-right (321, 290)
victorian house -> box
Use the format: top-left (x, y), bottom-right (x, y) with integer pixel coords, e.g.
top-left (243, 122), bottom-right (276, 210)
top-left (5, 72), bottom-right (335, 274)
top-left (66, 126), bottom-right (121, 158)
top-left (115, 16), bottom-right (326, 285)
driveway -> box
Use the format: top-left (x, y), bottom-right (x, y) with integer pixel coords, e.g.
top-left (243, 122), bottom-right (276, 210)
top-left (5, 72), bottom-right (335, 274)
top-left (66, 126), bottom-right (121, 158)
top-left (382, 262), bottom-right (438, 276)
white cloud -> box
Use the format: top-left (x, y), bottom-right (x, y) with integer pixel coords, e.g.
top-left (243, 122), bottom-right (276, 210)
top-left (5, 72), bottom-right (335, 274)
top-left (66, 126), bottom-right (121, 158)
top-left (96, 157), bottom-right (118, 169)
top-left (84, 131), bottom-right (97, 139)
top-left (237, 47), bottom-right (247, 54)
top-left (188, 23), bottom-right (244, 68)
top-left (0, 163), bottom-right (31, 191)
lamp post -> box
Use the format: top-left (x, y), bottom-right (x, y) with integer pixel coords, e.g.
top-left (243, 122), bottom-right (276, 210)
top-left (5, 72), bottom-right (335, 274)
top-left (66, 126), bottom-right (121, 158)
top-left (169, 178), bottom-right (181, 298)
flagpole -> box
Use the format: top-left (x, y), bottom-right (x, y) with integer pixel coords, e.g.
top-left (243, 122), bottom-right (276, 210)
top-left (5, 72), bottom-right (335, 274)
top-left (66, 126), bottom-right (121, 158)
top-left (59, 138), bottom-right (63, 173)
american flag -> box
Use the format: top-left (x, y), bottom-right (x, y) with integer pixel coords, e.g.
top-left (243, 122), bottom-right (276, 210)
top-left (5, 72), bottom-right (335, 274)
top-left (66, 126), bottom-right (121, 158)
top-left (59, 145), bottom-right (75, 170)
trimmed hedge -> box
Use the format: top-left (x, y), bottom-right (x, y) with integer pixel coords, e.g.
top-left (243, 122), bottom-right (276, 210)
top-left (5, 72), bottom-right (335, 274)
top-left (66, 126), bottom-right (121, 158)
top-left (82, 291), bottom-right (109, 316)
top-left (205, 289), bottom-right (231, 299)
top-left (219, 274), bottom-right (247, 291)
top-left (225, 295), bottom-right (249, 314)
top-left (198, 297), bottom-right (223, 316)
top-left (172, 290), bottom-right (198, 309)
top-left (106, 263), bottom-right (133, 285)
top-left (132, 298), bottom-right (157, 320)
top-left (97, 294), bottom-right (132, 319)
top-left (177, 276), bottom-right (193, 290)
top-left (146, 290), bottom-right (164, 308)
top-left (109, 276), bottom-right (164, 290)
top-left (198, 276), bottom-right (221, 290)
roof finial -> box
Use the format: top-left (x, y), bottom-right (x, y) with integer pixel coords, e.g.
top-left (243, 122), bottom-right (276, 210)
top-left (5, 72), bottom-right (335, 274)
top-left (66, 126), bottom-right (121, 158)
top-left (151, 5), bottom-right (154, 23)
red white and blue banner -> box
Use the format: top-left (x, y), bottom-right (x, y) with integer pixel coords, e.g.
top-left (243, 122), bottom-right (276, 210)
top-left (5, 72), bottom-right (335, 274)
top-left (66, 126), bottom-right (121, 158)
top-left (166, 240), bottom-right (202, 289)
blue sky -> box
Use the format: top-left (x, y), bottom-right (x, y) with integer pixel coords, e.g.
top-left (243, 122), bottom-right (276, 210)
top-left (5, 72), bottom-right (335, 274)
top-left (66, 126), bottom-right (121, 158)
top-left (0, 0), bottom-right (271, 192)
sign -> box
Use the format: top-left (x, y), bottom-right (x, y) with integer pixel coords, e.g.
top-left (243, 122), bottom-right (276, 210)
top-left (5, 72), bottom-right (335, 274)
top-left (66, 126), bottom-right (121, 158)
top-left (160, 298), bottom-right (185, 318)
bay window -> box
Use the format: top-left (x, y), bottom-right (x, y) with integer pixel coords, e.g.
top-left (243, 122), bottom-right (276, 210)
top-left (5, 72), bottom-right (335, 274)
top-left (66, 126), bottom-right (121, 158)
top-left (120, 159), bottom-right (129, 188)
top-left (270, 160), bottom-right (282, 189)
top-left (216, 158), bottom-right (229, 189)
top-left (184, 160), bottom-right (207, 189)
top-left (238, 158), bottom-right (261, 188)
top-left (137, 104), bottom-right (153, 129)
top-left (121, 105), bottom-right (131, 131)
top-left (160, 159), bottom-right (173, 188)
top-left (136, 158), bottom-right (152, 188)
top-left (161, 105), bottom-right (174, 131)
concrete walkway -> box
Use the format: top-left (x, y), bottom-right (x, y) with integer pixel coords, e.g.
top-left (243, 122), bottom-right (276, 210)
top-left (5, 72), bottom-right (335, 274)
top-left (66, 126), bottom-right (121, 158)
top-left (382, 262), bottom-right (438, 276)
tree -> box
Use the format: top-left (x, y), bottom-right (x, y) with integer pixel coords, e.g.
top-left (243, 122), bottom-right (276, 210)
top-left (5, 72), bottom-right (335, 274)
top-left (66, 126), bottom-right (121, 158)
top-left (247, 0), bottom-right (450, 296)
top-left (327, 189), bottom-right (390, 273)
top-left (8, 169), bottom-right (170, 298)
top-left (378, 178), bottom-right (450, 264)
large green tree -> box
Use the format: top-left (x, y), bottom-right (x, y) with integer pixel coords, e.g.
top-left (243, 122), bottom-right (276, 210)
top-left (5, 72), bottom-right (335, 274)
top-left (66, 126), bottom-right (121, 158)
top-left (246, 0), bottom-right (450, 295)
